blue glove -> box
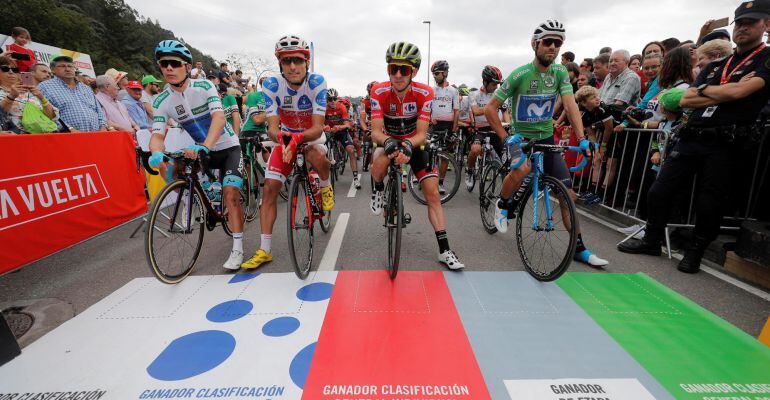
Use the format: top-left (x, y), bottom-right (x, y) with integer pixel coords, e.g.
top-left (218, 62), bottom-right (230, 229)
top-left (505, 134), bottom-right (523, 147)
top-left (578, 138), bottom-right (592, 152)
top-left (148, 151), bottom-right (165, 168)
top-left (185, 144), bottom-right (210, 154)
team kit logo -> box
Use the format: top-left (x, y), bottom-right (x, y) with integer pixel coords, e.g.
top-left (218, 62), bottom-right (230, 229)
top-left (403, 102), bottom-right (417, 114)
top-left (517, 94), bottom-right (557, 122)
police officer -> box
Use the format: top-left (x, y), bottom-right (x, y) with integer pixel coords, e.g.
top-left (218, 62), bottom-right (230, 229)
top-left (619, 1), bottom-right (770, 273)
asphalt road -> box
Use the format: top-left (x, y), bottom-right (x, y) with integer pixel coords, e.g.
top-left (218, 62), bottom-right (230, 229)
top-left (1, 164), bottom-right (769, 338)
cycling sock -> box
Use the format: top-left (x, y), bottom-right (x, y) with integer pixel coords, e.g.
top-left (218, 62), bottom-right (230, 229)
top-left (497, 197), bottom-right (510, 209)
top-left (439, 179), bottom-right (444, 185)
top-left (436, 230), bottom-right (450, 253)
top-left (260, 234), bottom-right (272, 253)
top-left (374, 181), bottom-right (385, 191)
top-left (319, 178), bottom-right (330, 188)
top-left (575, 233), bottom-right (586, 253)
top-left (232, 232), bottom-right (243, 253)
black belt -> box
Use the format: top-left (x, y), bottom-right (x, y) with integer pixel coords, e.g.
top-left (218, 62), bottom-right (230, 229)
top-left (679, 124), bottom-right (755, 142)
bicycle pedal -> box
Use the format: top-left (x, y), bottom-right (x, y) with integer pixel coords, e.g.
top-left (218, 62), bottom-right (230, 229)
top-left (403, 213), bottom-right (412, 225)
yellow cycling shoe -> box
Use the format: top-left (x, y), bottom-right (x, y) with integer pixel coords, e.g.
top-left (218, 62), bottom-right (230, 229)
top-left (241, 249), bottom-right (273, 270)
top-left (321, 186), bottom-right (335, 211)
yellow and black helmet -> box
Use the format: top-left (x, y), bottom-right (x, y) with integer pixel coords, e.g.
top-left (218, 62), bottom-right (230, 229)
top-left (385, 42), bottom-right (422, 69)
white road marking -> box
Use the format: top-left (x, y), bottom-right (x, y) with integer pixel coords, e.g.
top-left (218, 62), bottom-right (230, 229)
top-left (318, 213), bottom-right (350, 271)
top-left (347, 179), bottom-right (358, 198)
top-left (577, 208), bottom-right (770, 301)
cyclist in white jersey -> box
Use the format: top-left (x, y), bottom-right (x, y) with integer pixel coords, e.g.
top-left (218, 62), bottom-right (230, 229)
top-left (466, 65), bottom-right (505, 190)
top-left (241, 34), bottom-right (334, 270)
top-left (147, 40), bottom-right (246, 271)
top-left (430, 60), bottom-right (460, 194)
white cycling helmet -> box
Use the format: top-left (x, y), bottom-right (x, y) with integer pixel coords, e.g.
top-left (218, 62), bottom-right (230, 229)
top-left (275, 35), bottom-right (310, 59)
top-left (532, 19), bottom-right (566, 41)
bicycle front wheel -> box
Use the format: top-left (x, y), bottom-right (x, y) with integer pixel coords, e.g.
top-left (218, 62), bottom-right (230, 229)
top-left (243, 158), bottom-right (260, 222)
top-left (515, 175), bottom-right (577, 282)
top-left (386, 171), bottom-right (403, 279)
top-left (287, 174), bottom-right (315, 279)
top-left (479, 160), bottom-right (503, 234)
top-left (145, 179), bottom-right (205, 284)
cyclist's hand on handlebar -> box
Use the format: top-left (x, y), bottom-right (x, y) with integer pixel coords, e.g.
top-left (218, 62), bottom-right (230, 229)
top-left (183, 144), bottom-right (209, 159)
top-left (384, 138), bottom-right (400, 156)
top-left (578, 138), bottom-right (596, 158)
top-left (397, 140), bottom-right (413, 164)
top-left (148, 151), bottom-right (166, 168)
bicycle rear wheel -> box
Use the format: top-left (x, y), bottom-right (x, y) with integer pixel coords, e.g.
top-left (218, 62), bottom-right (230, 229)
top-left (336, 142), bottom-right (347, 176)
top-left (243, 158), bottom-right (260, 222)
top-left (479, 160), bottom-right (503, 234)
top-left (279, 171), bottom-right (292, 201)
top-left (145, 179), bottom-right (205, 284)
top-left (385, 170), bottom-right (403, 279)
top-left (288, 174), bottom-right (315, 279)
top-left (515, 175), bottom-right (577, 282)
top-left (407, 152), bottom-right (460, 205)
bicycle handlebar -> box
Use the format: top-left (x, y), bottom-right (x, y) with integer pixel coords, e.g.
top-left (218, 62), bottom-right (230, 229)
top-left (506, 134), bottom-right (598, 172)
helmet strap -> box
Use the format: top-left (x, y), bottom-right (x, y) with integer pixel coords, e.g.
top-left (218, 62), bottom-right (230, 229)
top-left (169, 72), bottom-right (189, 88)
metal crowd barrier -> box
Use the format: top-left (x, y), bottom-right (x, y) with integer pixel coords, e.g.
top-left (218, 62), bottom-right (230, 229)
top-left (570, 125), bottom-right (769, 258)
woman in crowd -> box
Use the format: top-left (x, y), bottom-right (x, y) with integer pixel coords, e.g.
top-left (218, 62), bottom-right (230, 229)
top-left (0, 55), bottom-right (58, 133)
top-left (629, 54), bottom-right (643, 72)
top-left (642, 41), bottom-right (666, 58)
top-left (566, 62), bottom-right (581, 92)
top-left (696, 39), bottom-right (733, 70)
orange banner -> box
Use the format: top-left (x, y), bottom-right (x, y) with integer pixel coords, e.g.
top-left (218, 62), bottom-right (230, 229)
top-left (0, 132), bottom-right (147, 273)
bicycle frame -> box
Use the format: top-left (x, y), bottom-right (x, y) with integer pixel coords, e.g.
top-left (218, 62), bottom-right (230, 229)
top-left (164, 155), bottom-right (225, 233)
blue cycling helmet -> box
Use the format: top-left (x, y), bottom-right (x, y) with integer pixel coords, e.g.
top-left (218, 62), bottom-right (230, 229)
top-left (154, 40), bottom-right (193, 64)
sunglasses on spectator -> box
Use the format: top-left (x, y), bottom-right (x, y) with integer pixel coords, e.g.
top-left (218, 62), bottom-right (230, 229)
top-left (158, 59), bottom-right (185, 69)
top-left (280, 57), bottom-right (306, 66)
top-left (388, 64), bottom-right (413, 76)
top-left (0, 66), bottom-right (20, 73)
top-left (541, 38), bottom-right (563, 48)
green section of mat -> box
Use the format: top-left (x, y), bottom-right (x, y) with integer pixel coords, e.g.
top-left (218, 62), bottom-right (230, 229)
top-left (557, 273), bottom-right (770, 400)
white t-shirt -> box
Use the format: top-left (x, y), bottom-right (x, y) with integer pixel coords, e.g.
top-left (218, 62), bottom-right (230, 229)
top-left (469, 89), bottom-right (495, 127)
top-left (431, 84), bottom-right (459, 122)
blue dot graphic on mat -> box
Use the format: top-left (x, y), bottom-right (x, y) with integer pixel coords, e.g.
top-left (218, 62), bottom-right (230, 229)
top-left (296, 282), bottom-right (333, 302)
top-left (289, 342), bottom-right (316, 389)
top-left (147, 330), bottom-right (235, 381)
top-left (206, 299), bottom-right (253, 323)
top-left (262, 316), bottom-right (300, 337)
top-left (228, 272), bottom-right (260, 284)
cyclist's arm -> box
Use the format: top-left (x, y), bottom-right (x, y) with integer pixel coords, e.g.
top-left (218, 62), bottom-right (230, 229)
top-left (359, 112), bottom-right (368, 131)
top-left (471, 102), bottom-right (485, 116)
top-left (250, 112), bottom-right (266, 125)
top-left (562, 94), bottom-right (585, 140)
top-left (231, 111), bottom-right (241, 135)
top-left (371, 118), bottom-right (387, 146)
top-left (301, 114), bottom-right (325, 143)
top-left (484, 97), bottom-right (508, 142)
top-left (149, 104), bottom-right (168, 153)
top-left (267, 115), bottom-right (281, 142)
top-left (452, 89), bottom-right (460, 132)
top-left (408, 119), bottom-right (428, 149)
top-left (202, 111), bottom-right (225, 150)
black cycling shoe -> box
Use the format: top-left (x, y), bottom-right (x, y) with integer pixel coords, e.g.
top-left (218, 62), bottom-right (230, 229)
top-left (617, 237), bottom-right (661, 256)
top-left (677, 237), bottom-right (709, 274)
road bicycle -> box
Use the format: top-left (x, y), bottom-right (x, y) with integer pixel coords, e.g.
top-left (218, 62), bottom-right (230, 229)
top-left (407, 129), bottom-right (461, 204)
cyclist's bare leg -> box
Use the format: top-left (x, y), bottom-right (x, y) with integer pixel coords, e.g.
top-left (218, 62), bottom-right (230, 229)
top-left (370, 148), bottom-right (389, 183)
top-left (500, 159), bottom-right (531, 199)
top-left (420, 177), bottom-right (445, 230)
top-left (467, 143), bottom-right (482, 170)
top-left (353, 135), bottom-right (362, 157)
top-left (260, 178), bottom-right (282, 235)
top-left (439, 157), bottom-right (448, 181)
top-left (556, 188), bottom-right (579, 232)
top-left (346, 144), bottom-right (358, 172)
top-left (306, 145), bottom-right (331, 181)
top-left (222, 186), bottom-right (244, 233)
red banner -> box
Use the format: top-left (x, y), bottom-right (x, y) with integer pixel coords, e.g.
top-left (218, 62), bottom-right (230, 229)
top-left (0, 132), bottom-right (147, 274)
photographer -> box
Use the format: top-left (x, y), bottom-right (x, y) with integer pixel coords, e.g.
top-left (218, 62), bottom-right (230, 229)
top-left (619, 1), bottom-right (770, 274)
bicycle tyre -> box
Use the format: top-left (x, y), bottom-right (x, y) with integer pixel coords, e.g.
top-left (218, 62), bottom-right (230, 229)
top-left (279, 172), bottom-right (292, 201)
top-left (386, 169), bottom-right (402, 280)
top-left (145, 179), bottom-right (205, 284)
top-left (288, 173), bottom-right (315, 279)
top-left (407, 152), bottom-right (460, 205)
top-left (244, 158), bottom-right (260, 222)
top-left (479, 160), bottom-right (503, 234)
top-left (336, 142), bottom-right (347, 176)
top-left (515, 175), bottom-right (578, 282)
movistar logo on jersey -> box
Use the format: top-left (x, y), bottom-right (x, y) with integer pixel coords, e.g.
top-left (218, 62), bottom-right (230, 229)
top-left (308, 74), bottom-right (325, 90)
top-left (193, 80), bottom-right (213, 91)
top-left (517, 94), bottom-right (557, 122)
top-left (152, 91), bottom-right (170, 109)
top-left (263, 77), bottom-right (279, 93)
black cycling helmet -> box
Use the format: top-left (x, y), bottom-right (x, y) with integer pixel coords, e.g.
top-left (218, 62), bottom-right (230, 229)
top-left (327, 88), bottom-right (339, 100)
top-left (482, 65), bottom-right (503, 84)
top-left (431, 60), bottom-right (449, 73)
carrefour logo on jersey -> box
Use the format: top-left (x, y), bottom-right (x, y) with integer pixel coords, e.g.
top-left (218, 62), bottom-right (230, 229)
top-left (403, 102), bottom-right (417, 114)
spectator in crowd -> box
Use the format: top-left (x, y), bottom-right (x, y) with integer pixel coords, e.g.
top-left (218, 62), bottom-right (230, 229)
top-left (661, 37), bottom-right (681, 52)
top-left (105, 68), bottom-right (129, 100)
top-left (600, 46), bottom-right (612, 54)
top-left (566, 62), bottom-right (581, 92)
top-left (141, 74), bottom-right (162, 117)
top-left (561, 51), bottom-right (575, 65)
top-left (577, 70), bottom-right (592, 89)
top-left (580, 58), bottom-right (593, 72)
top-left (638, 54), bottom-right (663, 109)
top-left (191, 61), bottom-right (205, 79)
top-left (75, 70), bottom-right (94, 88)
top-left (0, 105), bottom-right (16, 134)
top-left (696, 39), bottom-right (733, 70)
top-left (218, 62), bottom-right (231, 92)
top-left (592, 53), bottom-right (610, 89)
top-left (121, 80), bottom-right (151, 131)
top-left (574, 85), bottom-right (614, 203)
top-left (30, 63), bottom-right (51, 85)
top-left (642, 41), bottom-right (666, 58)
top-left (39, 55), bottom-right (106, 131)
top-left (629, 54), bottom-right (643, 72)
top-left (1, 27), bottom-right (36, 72)
top-left (0, 55), bottom-right (58, 133)
top-left (600, 49), bottom-right (641, 107)
top-left (95, 74), bottom-right (136, 132)
top-left (699, 28), bottom-right (731, 45)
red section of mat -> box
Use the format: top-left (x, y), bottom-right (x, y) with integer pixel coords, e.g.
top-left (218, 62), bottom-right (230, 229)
top-left (302, 270), bottom-right (490, 400)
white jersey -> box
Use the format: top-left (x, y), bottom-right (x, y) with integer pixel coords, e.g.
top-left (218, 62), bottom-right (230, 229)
top-left (458, 96), bottom-right (472, 122)
top-left (262, 72), bottom-right (328, 146)
top-left (431, 84), bottom-right (459, 122)
top-left (469, 89), bottom-right (495, 128)
top-left (152, 79), bottom-right (239, 151)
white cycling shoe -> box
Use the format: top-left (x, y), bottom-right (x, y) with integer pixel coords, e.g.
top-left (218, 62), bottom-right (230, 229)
top-left (493, 201), bottom-right (509, 233)
top-left (439, 250), bottom-right (465, 270)
top-left (353, 175), bottom-right (362, 189)
top-left (223, 249), bottom-right (244, 271)
top-left (371, 190), bottom-right (385, 215)
top-left (574, 249), bottom-right (609, 268)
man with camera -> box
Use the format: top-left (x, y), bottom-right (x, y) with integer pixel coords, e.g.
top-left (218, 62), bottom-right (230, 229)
top-left (619, 1), bottom-right (770, 273)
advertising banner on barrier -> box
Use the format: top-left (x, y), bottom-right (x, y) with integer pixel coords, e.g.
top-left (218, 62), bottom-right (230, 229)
top-left (0, 132), bottom-right (146, 274)
top-left (0, 34), bottom-right (96, 78)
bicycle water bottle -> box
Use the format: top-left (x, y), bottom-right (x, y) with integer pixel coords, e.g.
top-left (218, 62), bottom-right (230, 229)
top-left (201, 180), bottom-right (215, 201)
top-left (210, 181), bottom-right (222, 207)
top-left (309, 170), bottom-right (322, 210)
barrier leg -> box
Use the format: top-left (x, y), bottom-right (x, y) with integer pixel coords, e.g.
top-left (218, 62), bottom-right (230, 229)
top-left (129, 216), bottom-right (147, 238)
top-left (665, 226), bottom-right (672, 259)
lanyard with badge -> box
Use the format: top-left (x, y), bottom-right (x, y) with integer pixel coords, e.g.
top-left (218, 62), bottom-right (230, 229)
top-left (702, 43), bottom-right (766, 118)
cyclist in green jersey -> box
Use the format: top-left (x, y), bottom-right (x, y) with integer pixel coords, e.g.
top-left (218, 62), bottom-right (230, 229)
top-left (484, 19), bottom-right (609, 267)
top-left (241, 77), bottom-right (269, 161)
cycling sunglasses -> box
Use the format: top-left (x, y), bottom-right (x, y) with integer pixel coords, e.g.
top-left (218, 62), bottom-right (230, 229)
top-left (158, 59), bottom-right (185, 69)
top-left (280, 57), bottom-right (307, 66)
top-left (541, 38), bottom-right (563, 48)
top-left (388, 64), bottom-right (413, 76)
top-left (0, 66), bottom-right (20, 73)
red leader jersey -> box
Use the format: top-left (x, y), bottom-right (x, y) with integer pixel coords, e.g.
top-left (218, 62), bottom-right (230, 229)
top-left (324, 100), bottom-right (349, 128)
top-left (369, 81), bottom-right (433, 139)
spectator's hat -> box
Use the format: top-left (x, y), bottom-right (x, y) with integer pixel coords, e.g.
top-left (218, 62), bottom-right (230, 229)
top-left (699, 29), bottom-right (731, 45)
top-left (126, 80), bottom-right (143, 90)
top-left (659, 88), bottom-right (685, 113)
top-left (141, 75), bottom-right (162, 86)
top-left (206, 71), bottom-right (217, 79)
top-left (734, 1), bottom-right (770, 22)
top-left (105, 68), bottom-right (128, 83)
top-left (49, 54), bottom-right (73, 66)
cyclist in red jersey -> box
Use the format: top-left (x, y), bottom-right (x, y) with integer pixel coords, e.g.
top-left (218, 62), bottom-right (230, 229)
top-left (369, 41), bottom-right (465, 270)
top-left (324, 88), bottom-right (360, 188)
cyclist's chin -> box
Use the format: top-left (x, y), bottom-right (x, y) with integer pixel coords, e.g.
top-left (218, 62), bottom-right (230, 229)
top-left (391, 80), bottom-right (409, 91)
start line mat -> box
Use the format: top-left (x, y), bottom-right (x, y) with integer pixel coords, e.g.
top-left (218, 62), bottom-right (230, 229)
top-left (1, 271), bottom-right (769, 400)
